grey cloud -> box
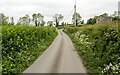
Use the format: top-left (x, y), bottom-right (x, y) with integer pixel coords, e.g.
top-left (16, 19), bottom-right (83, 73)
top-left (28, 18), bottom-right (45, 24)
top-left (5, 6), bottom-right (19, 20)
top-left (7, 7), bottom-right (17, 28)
top-left (0, 0), bottom-right (119, 23)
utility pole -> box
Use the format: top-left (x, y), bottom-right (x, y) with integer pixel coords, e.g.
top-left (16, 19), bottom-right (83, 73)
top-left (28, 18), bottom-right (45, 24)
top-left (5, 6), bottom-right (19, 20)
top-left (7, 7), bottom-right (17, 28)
top-left (74, 1), bottom-right (77, 26)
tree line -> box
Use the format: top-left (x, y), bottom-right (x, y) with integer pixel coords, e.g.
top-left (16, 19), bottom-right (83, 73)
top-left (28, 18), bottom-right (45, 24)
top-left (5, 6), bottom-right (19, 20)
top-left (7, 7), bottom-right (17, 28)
top-left (0, 11), bottom-right (119, 26)
top-left (0, 12), bottom-right (83, 27)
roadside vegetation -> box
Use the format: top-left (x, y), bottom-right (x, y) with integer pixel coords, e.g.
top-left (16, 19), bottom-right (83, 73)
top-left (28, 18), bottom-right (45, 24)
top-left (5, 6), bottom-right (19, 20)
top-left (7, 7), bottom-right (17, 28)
top-left (1, 8), bottom-right (119, 74)
top-left (2, 26), bottom-right (57, 74)
top-left (64, 23), bottom-right (120, 74)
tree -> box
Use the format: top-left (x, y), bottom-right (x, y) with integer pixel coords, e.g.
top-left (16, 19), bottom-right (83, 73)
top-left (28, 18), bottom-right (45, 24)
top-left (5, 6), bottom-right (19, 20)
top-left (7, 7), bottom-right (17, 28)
top-left (111, 11), bottom-right (120, 21)
top-left (0, 13), bottom-right (9, 25)
top-left (100, 13), bottom-right (108, 17)
top-left (53, 14), bottom-right (63, 27)
top-left (40, 20), bottom-right (45, 26)
top-left (81, 20), bottom-right (84, 24)
top-left (18, 15), bottom-right (30, 26)
top-left (61, 22), bottom-right (65, 26)
top-left (111, 11), bottom-right (117, 17)
top-left (25, 15), bottom-right (30, 25)
top-left (72, 13), bottom-right (82, 26)
top-left (87, 18), bottom-right (96, 24)
top-left (32, 13), bottom-right (44, 26)
top-left (11, 17), bottom-right (14, 25)
top-left (20, 17), bottom-right (26, 25)
top-left (32, 14), bottom-right (37, 26)
top-left (47, 21), bottom-right (53, 27)
top-left (9, 17), bottom-right (14, 25)
top-left (37, 13), bottom-right (44, 26)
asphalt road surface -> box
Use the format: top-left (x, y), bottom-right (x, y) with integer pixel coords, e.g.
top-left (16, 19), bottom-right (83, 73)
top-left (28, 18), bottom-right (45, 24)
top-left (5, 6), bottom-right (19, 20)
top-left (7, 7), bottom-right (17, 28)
top-left (23, 30), bottom-right (87, 73)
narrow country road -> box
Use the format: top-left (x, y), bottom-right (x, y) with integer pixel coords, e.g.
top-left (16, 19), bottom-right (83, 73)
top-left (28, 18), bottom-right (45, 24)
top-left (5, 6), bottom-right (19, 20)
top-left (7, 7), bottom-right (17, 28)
top-left (23, 30), bottom-right (86, 73)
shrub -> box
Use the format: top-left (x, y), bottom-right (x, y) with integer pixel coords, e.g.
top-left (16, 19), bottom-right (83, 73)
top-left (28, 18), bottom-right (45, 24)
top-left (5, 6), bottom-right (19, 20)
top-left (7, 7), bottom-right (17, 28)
top-left (2, 26), bottom-right (57, 74)
top-left (64, 24), bottom-right (120, 74)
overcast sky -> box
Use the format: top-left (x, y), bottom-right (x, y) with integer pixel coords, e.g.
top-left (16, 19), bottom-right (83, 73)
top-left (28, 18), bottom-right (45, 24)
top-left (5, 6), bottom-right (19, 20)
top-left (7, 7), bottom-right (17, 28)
top-left (0, 0), bottom-right (119, 23)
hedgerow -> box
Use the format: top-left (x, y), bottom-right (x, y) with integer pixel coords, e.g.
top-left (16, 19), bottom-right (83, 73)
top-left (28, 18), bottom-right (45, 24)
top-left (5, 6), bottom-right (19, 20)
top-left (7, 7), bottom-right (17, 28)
top-left (2, 26), bottom-right (57, 74)
top-left (64, 24), bottom-right (120, 74)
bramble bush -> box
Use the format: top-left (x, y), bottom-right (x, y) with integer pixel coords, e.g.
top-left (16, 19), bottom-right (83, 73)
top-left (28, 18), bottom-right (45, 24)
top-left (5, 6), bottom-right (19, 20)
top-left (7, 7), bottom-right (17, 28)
top-left (2, 26), bottom-right (57, 74)
top-left (64, 24), bottom-right (120, 74)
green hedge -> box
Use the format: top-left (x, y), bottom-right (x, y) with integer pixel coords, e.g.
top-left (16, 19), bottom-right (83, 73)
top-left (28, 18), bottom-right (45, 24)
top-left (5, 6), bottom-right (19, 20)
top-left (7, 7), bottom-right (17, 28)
top-left (64, 24), bottom-right (120, 74)
top-left (2, 26), bottom-right (57, 74)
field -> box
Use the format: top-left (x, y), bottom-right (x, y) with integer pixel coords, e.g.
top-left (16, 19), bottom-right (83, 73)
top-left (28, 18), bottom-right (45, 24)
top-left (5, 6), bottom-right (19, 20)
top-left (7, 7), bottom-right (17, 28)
top-left (64, 24), bottom-right (120, 74)
top-left (2, 26), bottom-right (57, 74)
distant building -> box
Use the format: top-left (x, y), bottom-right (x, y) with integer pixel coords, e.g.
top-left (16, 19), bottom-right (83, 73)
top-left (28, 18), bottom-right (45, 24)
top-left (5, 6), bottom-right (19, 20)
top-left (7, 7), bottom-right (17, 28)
top-left (96, 16), bottom-right (112, 24)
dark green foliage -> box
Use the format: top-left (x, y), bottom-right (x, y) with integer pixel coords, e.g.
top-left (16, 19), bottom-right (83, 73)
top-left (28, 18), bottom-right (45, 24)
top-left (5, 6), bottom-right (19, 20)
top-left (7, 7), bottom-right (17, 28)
top-left (0, 13), bottom-right (9, 26)
top-left (2, 26), bottom-right (57, 74)
top-left (64, 25), bottom-right (120, 74)
top-left (112, 16), bottom-right (120, 21)
top-left (72, 13), bottom-right (82, 25)
top-left (87, 18), bottom-right (96, 24)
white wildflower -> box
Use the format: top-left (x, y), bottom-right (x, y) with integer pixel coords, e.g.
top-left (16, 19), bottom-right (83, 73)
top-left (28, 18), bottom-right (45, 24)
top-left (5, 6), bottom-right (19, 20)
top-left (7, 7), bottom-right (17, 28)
top-left (111, 66), bottom-right (115, 71)
top-left (8, 56), bottom-right (12, 60)
top-left (102, 71), bottom-right (104, 73)
top-left (109, 63), bottom-right (112, 67)
top-left (115, 64), bottom-right (119, 70)
top-left (106, 65), bottom-right (110, 70)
